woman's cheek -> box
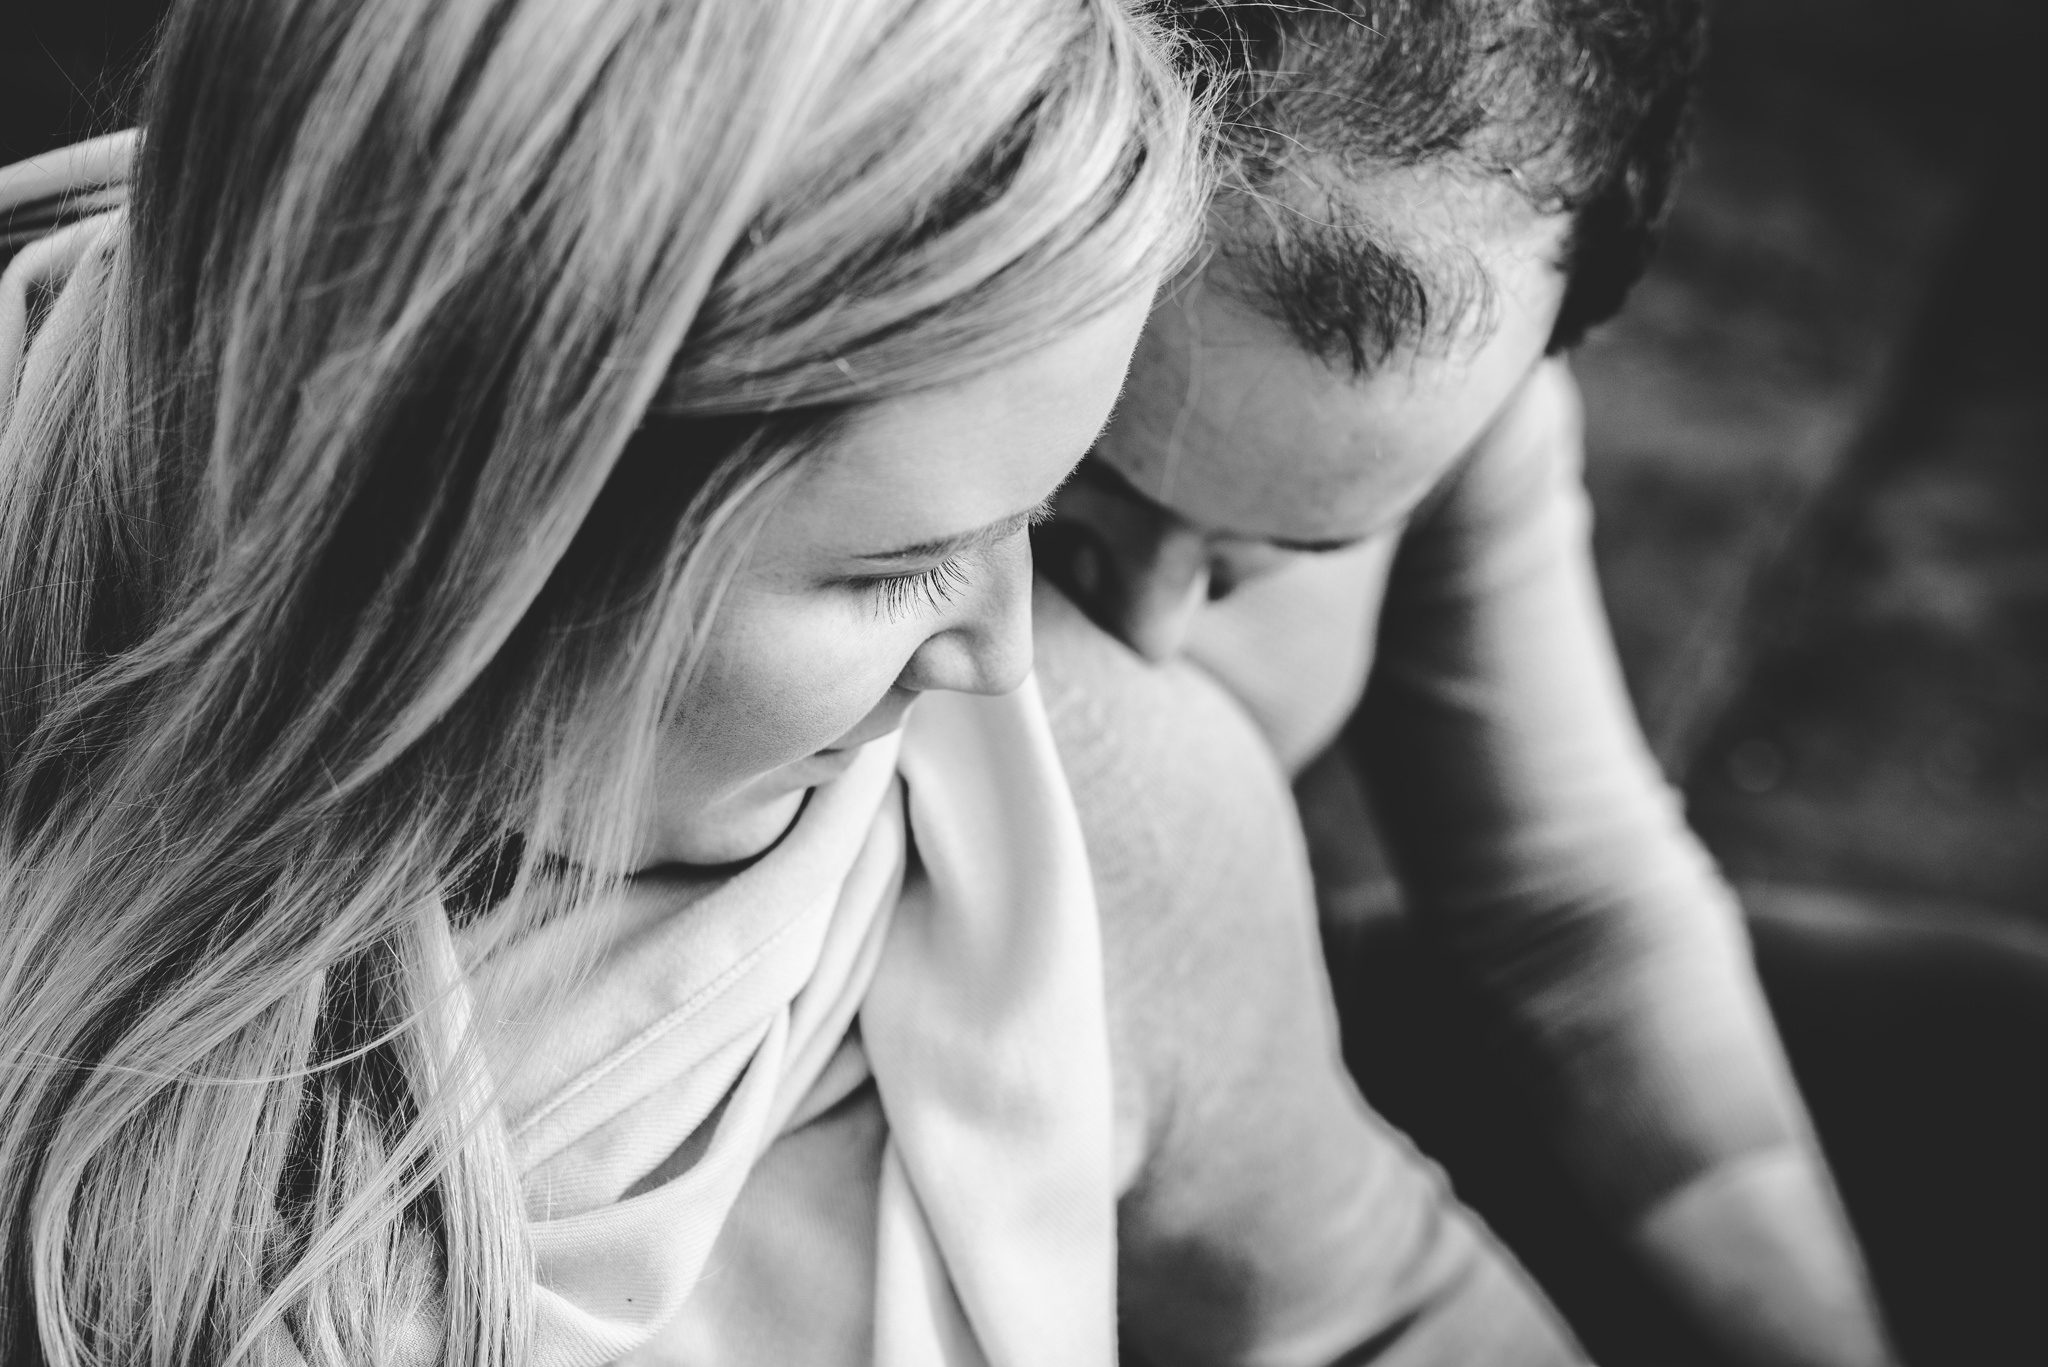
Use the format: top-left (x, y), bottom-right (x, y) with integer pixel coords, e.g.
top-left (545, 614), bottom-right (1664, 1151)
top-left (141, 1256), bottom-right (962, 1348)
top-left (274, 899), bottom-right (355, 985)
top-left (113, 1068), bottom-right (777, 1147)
top-left (679, 584), bottom-right (929, 795)
top-left (740, 593), bottom-right (920, 754)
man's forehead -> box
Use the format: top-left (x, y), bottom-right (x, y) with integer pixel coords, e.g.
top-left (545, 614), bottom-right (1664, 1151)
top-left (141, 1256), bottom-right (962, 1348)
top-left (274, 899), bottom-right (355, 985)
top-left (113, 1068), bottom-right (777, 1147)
top-left (1073, 452), bottom-right (1397, 552)
top-left (1098, 221), bottom-right (1568, 547)
top-left (1089, 342), bottom-right (1462, 547)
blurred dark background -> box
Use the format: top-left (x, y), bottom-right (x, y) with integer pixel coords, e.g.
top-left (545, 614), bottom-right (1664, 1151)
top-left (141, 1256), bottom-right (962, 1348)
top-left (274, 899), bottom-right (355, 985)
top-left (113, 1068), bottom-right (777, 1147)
top-left (0, 3), bottom-right (160, 167)
top-left (1575, 12), bottom-right (2048, 1354)
top-left (1402, 3), bottom-right (2048, 1363)
top-left (1583, 0), bottom-right (2048, 927)
top-left (6, 1), bottom-right (2045, 1363)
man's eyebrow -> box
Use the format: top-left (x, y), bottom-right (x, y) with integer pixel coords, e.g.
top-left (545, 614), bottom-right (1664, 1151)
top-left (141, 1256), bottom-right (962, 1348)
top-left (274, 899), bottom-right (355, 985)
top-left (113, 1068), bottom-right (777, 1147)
top-left (851, 497), bottom-right (1054, 566)
top-left (1072, 454), bottom-right (1363, 555)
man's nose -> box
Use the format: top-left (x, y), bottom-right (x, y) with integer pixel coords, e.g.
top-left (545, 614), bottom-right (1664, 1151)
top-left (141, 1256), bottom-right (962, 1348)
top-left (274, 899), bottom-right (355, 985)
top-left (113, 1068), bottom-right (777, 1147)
top-left (1037, 514), bottom-right (1211, 664)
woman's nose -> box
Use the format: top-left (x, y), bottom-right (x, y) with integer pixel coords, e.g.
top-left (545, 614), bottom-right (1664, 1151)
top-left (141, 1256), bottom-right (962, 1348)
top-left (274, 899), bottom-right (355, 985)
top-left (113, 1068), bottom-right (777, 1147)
top-left (895, 538), bottom-right (1034, 697)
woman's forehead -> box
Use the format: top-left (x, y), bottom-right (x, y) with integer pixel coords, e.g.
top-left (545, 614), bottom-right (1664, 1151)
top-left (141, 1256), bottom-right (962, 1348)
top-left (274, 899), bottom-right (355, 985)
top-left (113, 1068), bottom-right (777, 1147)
top-left (776, 300), bottom-right (1152, 555)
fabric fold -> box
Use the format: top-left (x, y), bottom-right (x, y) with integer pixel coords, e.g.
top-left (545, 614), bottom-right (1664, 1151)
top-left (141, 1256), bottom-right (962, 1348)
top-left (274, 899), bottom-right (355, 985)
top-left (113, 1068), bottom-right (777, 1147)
top-left (487, 683), bottom-right (1118, 1366)
top-left (869, 681), bottom-right (1119, 1367)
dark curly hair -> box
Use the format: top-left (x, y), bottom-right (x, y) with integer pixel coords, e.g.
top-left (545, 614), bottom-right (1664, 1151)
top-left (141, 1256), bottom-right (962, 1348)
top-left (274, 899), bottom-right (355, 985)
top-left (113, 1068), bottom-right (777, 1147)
top-left (1171, 0), bottom-right (1706, 370)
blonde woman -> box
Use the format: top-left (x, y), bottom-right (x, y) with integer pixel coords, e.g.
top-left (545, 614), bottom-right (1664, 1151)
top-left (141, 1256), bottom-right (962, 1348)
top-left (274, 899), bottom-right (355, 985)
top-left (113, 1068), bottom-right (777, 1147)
top-left (0, 1), bottom-right (1589, 1363)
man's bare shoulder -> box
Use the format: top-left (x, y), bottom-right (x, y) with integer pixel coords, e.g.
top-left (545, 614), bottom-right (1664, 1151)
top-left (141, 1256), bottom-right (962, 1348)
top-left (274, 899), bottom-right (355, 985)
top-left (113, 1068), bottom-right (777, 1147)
top-left (1033, 576), bottom-right (1294, 874)
top-left (1036, 576), bottom-right (1242, 732)
top-left (1033, 578), bottom-right (1327, 1180)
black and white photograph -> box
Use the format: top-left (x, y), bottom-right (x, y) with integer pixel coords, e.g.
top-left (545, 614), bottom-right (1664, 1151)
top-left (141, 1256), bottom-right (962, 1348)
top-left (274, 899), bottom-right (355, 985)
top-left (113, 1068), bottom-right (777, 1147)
top-left (2, 2), bottom-right (2042, 1364)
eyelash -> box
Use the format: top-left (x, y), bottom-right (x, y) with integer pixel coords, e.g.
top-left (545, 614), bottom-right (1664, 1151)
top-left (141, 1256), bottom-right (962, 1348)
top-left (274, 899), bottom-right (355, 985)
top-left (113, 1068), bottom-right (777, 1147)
top-left (855, 496), bottom-right (1057, 622)
top-left (863, 557), bottom-right (974, 621)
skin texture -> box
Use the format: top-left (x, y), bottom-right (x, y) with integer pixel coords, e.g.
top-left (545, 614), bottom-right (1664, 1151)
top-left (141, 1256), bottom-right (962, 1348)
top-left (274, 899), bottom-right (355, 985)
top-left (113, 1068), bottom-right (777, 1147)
top-left (636, 295), bottom-right (1151, 867)
top-left (1032, 581), bottom-right (1591, 1366)
top-left (1038, 170), bottom-right (1570, 662)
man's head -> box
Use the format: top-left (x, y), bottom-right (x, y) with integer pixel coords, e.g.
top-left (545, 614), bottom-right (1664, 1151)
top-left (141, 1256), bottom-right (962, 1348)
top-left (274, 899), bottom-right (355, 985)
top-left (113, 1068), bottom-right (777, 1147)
top-left (1040, 0), bottom-right (1705, 659)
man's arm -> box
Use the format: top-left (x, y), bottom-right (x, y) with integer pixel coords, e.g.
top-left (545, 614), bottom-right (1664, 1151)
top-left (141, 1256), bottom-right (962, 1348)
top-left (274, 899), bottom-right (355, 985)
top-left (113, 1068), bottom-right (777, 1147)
top-left (1034, 581), bottom-right (1590, 1367)
top-left (1357, 358), bottom-right (1893, 1366)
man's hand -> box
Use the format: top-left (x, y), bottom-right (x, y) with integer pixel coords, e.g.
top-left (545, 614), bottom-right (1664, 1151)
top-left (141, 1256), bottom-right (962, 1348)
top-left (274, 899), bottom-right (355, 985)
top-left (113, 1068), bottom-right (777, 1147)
top-left (1631, 1145), bottom-right (1900, 1367)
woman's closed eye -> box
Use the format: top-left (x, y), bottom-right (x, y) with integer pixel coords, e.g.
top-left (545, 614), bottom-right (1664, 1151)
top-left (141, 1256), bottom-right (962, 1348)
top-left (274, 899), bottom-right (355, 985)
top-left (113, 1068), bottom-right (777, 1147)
top-left (852, 494), bottom-right (1056, 622)
top-left (861, 557), bottom-right (974, 621)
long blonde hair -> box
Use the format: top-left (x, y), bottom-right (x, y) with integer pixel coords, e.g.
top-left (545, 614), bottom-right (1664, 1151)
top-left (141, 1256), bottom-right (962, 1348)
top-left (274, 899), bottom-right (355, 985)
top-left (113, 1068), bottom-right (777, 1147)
top-left (0, 0), bottom-right (1207, 1360)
